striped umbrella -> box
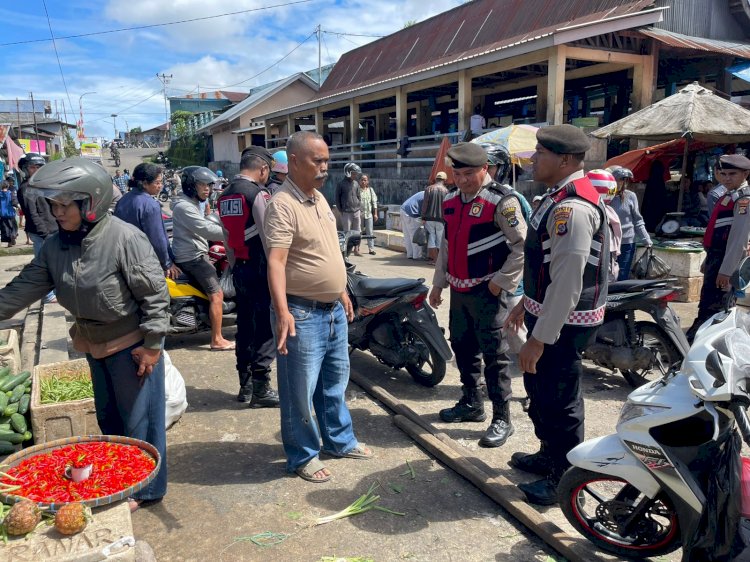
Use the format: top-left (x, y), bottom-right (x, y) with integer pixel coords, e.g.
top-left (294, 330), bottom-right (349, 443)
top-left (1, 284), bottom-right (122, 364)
top-left (471, 124), bottom-right (539, 165)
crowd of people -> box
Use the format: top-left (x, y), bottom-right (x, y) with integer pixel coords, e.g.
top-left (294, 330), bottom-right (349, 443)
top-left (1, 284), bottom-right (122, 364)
top-left (0, 122), bottom-right (746, 513)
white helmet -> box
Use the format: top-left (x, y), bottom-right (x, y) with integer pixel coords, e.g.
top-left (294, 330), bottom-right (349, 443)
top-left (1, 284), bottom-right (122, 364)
top-left (344, 162), bottom-right (362, 178)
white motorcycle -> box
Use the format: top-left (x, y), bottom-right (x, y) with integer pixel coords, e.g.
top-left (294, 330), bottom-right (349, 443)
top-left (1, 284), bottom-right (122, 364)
top-left (558, 258), bottom-right (750, 560)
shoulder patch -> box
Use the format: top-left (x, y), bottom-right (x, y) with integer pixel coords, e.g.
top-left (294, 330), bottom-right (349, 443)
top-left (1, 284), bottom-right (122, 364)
top-left (738, 200), bottom-right (749, 215)
top-left (501, 206), bottom-right (519, 227)
top-left (553, 205), bottom-right (572, 236)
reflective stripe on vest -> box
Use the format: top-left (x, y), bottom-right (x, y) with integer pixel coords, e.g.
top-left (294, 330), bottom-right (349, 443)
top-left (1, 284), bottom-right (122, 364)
top-left (523, 295), bottom-right (606, 326)
top-left (445, 271), bottom-right (495, 290)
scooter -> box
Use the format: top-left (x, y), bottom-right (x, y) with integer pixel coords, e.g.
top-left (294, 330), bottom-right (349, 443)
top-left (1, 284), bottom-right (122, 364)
top-left (557, 259), bottom-right (750, 560)
top-left (341, 233), bottom-right (453, 387)
top-left (583, 277), bottom-right (690, 387)
top-left (166, 242), bottom-right (236, 334)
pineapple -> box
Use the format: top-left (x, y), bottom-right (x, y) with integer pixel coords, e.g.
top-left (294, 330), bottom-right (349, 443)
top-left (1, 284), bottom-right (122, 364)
top-left (54, 502), bottom-right (91, 535)
top-left (4, 500), bottom-right (41, 536)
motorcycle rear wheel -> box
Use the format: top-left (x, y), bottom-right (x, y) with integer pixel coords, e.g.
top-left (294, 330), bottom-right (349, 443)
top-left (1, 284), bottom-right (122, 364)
top-left (622, 322), bottom-right (681, 388)
top-left (404, 326), bottom-right (446, 387)
top-left (559, 467), bottom-right (681, 558)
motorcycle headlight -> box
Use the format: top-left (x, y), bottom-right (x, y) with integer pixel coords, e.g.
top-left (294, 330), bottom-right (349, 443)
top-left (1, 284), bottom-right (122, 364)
top-left (618, 403), bottom-right (669, 425)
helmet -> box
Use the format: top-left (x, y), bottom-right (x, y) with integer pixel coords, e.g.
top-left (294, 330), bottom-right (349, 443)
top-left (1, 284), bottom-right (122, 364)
top-left (344, 162), bottom-right (362, 178)
top-left (216, 170), bottom-right (223, 178)
top-left (587, 169), bottom-right (617, 203)
top-left (611, 167), bottom-right (634, 182)
top-left (479, 143), bottom-right (512, 184)
top-left (27, 157), bottom-right (112, 223)
top-left (19, 153), bottom-right (46, 172)
top-left (181, 166), bottom-right (219, 199)
top-left (272, 150), bottom-right (288, 174)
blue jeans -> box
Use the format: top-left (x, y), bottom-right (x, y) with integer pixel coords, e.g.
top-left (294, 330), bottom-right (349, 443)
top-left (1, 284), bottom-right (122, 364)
top-left (86, 341), bottom-right (168, 501)
top-left (272, 300), bottom-right (358, 472)
top-left (617, 242), bottom-right (637, 281)
top-left (29, 233), bottom-right (55, 302)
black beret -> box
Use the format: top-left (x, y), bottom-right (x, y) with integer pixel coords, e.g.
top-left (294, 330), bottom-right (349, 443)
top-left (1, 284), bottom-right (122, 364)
top-left (446, 143), bottom-right (487, 168)
top-left (718, 154), bottom-right (750, 171)
top-left (241, 145), bottom-right (274, 167)
top-left (537, 124), bottom-right (591, 155)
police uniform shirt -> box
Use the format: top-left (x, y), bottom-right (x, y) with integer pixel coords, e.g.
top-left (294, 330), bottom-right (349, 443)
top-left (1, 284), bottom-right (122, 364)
top-left (432, 173), bottom-right (526, 292)
top-left (719, 181), bottom-right (750, 276)
top-left (532, 170), bottom-right (603, 345)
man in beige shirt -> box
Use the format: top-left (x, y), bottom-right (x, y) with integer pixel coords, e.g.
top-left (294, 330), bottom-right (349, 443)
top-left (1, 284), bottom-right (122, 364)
top-left (265, 131), bottom-right (373, 483)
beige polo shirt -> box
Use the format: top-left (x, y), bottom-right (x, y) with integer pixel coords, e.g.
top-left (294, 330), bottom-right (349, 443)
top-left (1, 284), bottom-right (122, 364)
top-left (265, 178), bottom-right (346, 303)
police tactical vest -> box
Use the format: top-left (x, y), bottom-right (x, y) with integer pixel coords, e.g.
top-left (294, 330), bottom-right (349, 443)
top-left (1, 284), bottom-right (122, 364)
top-left (442, 181), bottom-right (519, 292)
top-left (703, 186), bottom-right (750, 253)
top-left (523, 177), bottom-right (609, 327)
top-left (218, 176), bottom-right (268, 261)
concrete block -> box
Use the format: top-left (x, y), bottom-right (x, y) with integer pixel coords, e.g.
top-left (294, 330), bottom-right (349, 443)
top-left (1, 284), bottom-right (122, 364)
top-left (386, 210), bottom-right (403, 232)
top-left (649, 247), bottom-right (705, 278)
top-left (2, 501), bottom-right (135, 561)
top-left (673, 275), bottom-right (703, 303)
top-left (39, 303), bottom-right (69, 366)
top-left (30, 358), bottom-right (100, 444)
top-left (0, 328), bottom-right (21, 375)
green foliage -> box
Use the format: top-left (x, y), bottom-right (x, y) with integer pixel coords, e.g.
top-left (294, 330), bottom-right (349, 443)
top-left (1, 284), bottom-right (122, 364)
top-left (63, 129), bottom-right (78, 158)
top-left (403, 19), bottom-right (417, 28)
top-left (129, 126), bottom-right (142, 134)
top-left (171, 110), bottom-right (194, 143)
top-left (166, 134), bottom-right (209, 167)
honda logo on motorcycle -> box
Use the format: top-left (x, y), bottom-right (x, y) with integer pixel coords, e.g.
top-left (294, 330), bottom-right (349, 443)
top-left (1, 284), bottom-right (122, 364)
top-left (624, 440), bottom-right (674, 470)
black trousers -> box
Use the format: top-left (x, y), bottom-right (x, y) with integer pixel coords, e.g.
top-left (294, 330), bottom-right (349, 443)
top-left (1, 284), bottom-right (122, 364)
top-left (687, 251), bottom-right (733, 342)
top-left (448, 283), bottom-right (512, 403)
top-left (232, 259), bottom-right (275, 387)
top-left (523, 314), bottom-right (596, 473)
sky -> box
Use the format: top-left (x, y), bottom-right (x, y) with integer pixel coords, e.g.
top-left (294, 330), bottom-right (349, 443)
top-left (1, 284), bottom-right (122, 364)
top-left (1, 0), bottom-right (464, 139)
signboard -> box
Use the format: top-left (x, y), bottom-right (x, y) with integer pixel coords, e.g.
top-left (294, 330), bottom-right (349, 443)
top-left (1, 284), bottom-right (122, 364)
top-left (18, 139), bottom-right (47, 154)
top-left (80, 143), bottom-right (102, 163)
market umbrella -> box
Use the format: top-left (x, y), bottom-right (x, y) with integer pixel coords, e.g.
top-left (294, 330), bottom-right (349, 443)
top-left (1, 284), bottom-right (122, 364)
top-left (429, 135), bottom-right (454, 185)
top-left (471, 124), bottom-right (538, 165)
top-left (604, 138), bottom-right (718, 183)
top-left (592, 82), bottom-right (750, 209)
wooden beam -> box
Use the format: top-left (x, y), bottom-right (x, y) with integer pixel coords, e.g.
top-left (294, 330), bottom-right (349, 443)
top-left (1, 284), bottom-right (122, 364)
top-left (349, 99), bottom-right (359, 145)
top-left (631, 54), bottom-right (656, 112)
top-left (466, 49), bottom-right (551, 79)
top-left (457, 69), bottom-right (472, 134)
top-left (403, 75), bottom-right (457, 94)
top-left (314, 108), bottom-right (322, 135)
top-left (536, 78), bottom-right (547, 123)
top-left (355, 88), bottom-right (399, 105)
top-left (565, 45), bottom-right (646, 65)
top-left (547, 45), bottom-right (566, 125)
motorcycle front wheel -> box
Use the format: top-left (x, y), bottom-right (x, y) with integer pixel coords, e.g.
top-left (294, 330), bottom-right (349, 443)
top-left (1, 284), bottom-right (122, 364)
top-left (159, 193), bottom-right (169, 202)
top-left (404, 326), bottom-right (446, 387)
top-left (623, 322), bottom-right (681, 387)
top-left (559, 467), bottom-right (681, 558)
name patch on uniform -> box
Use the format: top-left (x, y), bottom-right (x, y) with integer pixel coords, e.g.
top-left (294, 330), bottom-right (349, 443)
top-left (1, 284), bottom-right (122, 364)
top-left (469, 202), bottom-right (484, 217)
top-left (530, 196), bottom-right (553, 229)
top-left (501, 206), bottom-right (519, 227)
top-left (553, 206), bottom-right (572, 236)
top-left (721, 196), bottom-right (732, 206)
top-left (219, 198), bottom-right (243, 216)
top-left (739, 200), bottom-right (749, 215)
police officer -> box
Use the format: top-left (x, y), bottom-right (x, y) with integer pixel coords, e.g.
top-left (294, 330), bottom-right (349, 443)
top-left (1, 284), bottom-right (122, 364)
top-left (428, 143), bottom-right (526, 448)
top-left (218, 146), bottom-right (280, 408)
top-left (686, 154), bottom-right (750, 341)
top-left (506, 124), bottom-right (609, 505)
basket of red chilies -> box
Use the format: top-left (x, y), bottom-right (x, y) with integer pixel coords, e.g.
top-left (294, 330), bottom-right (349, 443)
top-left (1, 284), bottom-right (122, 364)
top-left (0, 435), bottom-right (160, 509)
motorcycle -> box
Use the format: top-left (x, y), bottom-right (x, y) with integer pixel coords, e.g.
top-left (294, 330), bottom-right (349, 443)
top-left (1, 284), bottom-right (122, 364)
top-left (158, 183), bottom-right (173, 202)
top-left (341, 232), bottom-right (452, 387)
top-left (583, 277), bottom-right (690, 387)
top-left (166, 241), bottom-right (236, 334)
top-left (558, 258), bottom-right (750, 560)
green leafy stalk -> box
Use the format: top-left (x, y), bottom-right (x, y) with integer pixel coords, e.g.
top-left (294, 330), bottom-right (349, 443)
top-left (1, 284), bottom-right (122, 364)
top-left (314, 482), bottom-right (404, 526)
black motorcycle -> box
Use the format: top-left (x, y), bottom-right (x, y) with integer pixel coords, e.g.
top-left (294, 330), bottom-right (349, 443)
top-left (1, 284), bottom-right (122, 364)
top-left (341, 233), bottom-right (452, 387)
top-left (583, 277), bottom-right (690, 387)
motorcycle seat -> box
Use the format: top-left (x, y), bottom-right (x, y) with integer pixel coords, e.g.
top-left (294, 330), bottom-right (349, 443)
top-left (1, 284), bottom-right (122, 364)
top-left (352, 277), bottom-right (425, 297)
top-left (223, 301), bottom-right (235, 314)
top-left (173, 273), bottom-right (193, 285)
top-left (609, 278), bottom-right (673, 293)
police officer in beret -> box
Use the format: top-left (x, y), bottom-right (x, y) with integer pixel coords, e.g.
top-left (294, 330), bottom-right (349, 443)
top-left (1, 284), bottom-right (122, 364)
top-left (506, 124), bottom-right (609, 505)
top-left (429, 142), bottom-right (526, 448)
top-left (686, 154), bottom-right (750, 341)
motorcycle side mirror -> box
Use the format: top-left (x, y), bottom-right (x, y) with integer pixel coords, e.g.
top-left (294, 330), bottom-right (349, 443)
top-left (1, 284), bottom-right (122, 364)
top-left (705, 349), bottom-right (727, 388)
top-left (730, 257), bottom-right (750, 297)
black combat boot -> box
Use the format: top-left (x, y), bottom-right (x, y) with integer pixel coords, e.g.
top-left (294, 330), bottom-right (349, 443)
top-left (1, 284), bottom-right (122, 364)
top-left (478, 400), bottom-right (514, 447)
top-left (518, 464), bottom-right (566, 506)
top-left (509, 444), bottom-right (553, 476)
top-left (237, 384), bottom-right (253, 403)
top-left (439, 386), bottom-right (486, 423)
top-left (249, 380), bottom-right (280, 408)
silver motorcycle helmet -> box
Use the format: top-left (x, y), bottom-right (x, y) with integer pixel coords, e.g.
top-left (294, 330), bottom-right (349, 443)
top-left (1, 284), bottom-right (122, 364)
top-left (732, 257), bottom-right (750, 308)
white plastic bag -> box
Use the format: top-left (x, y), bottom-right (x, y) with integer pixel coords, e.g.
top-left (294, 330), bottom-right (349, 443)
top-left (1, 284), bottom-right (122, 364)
top-left (163, 350), bottom-right (188, 429)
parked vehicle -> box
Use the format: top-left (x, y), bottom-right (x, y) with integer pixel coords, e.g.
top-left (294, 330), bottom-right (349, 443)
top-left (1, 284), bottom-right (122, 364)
top-left (583, 277), bottom-right (690, 387)
top-left (341, 233), bottom-right (452, 386)
top-left (558, 258), bottom-right (750, 560)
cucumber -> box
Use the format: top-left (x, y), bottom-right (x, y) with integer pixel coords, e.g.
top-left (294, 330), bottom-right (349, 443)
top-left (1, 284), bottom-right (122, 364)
top-left (17, 395), bottom-right (30, 416)
top-left (23, 386), bottom-right (30, 394)
top-left (3, 403), bottom-right (18, 416)
top-left (0, 415), bottom-right (10, 425)
top-left (0, 431), bottom-right (24, 444)
top-left (0, 367), bottom-right (12, 388)
top-left (0, 423), bottom-right (10, 432)
top-left (9, 414), bottom-right (26, 434)
top-left (8, 384), bottom-right (24, 404)
top-left (0, 372), bottom-right (29, 392)
top-left (22, 431), bottom-right (31, 442)
top-left (0, 441), bottom-right (15, 455)
top-left (0, 393), bottom-right (8, 412)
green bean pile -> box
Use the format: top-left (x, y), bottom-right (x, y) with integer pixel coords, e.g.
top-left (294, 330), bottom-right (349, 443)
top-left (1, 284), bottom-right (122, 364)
top-left (39, 374), bottom-right (94, 404)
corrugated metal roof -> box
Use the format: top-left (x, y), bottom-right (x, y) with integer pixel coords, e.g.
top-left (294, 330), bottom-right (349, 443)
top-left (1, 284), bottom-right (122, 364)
top-left (319, 0), bottom-right (654, 99)
top-left (639, 27), bottom-right (750, 58)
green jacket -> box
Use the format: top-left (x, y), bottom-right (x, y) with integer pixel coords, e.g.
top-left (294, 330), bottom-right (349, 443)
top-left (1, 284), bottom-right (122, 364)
top-left (0, 215), bottom-right (169, 350)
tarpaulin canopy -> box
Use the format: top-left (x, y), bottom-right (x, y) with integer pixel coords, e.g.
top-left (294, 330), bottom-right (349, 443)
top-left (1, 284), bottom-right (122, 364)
top-left (604, 138), bottom-right (718, 183)
top-left (471, 124), bottom-right (538, 164)
top-left (429, 136), bottom-right (454, 185)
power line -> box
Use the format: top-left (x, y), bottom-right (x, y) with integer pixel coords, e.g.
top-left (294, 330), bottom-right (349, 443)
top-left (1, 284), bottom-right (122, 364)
top-left (322, 31), bottom-right (385, 38)
top-left (42, 0), bottom-right (74, 117)
top-left (88, 89), bottom-right (163, 123)
top-left (0, 0), bottom-right (314, 46)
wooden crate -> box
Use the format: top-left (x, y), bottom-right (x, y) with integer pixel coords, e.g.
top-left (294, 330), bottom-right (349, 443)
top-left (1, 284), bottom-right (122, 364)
top-left (30, 358), bottom-right (100, 444)
top-left (673, 275), bottom-right (703, 303)
top-left (0, 328), bottom-right (21, 376)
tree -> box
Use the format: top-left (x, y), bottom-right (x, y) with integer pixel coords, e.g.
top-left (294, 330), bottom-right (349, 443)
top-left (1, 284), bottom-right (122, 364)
top-left (170, 110), bottom-right (193, 143)
top-left (403, 20), bottom-right (417, 28)
top-left (63, 128), bottom-right (77, 158)
top-left (130, 126), bottom-right (142, 134)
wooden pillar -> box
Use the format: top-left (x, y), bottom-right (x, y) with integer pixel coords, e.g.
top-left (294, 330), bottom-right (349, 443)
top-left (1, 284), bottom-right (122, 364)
top-left (396, 87), bottom-right (407, 172)
top-left (264, 121), bottom-right (271, 148)
top-left (314, 108), bottom-right (322, 135)
top-left (720, 56), bottom-right (734, 96)
top-left (547, 46), bottom-right (566, 125)
top-left (457, 69), bottom-right (472, 135)
top-left (632, 54), bottom-right (656, 112)
top-left (536, 78), bottom-right (547, 123)
top-left (286, 115), bottom-right (294, 139)
top-left (349, 100), bottom-right (360, 146)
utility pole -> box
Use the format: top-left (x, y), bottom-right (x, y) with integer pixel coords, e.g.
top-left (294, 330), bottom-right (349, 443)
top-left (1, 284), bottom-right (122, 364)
top-left (157, 73), bottom-right (173, 142)
top-left (316, 24), bottom-right (322, 86)
top-left (29, 92), bottom-right (40, 150)
top-left (15, 98), bottom-right (21, 140)
top-left (110, 114), bottom-right (118, 140)
top-left (124, 119), bottom-right (129, 145)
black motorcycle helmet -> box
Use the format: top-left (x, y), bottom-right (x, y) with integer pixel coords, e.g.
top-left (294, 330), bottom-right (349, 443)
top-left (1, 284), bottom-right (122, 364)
top-left (19, 153), bottom-right (46, 175)
top-left (479, 143), bottom-right (512, 184)
top-left (181, 166), bottom-right (219, 200)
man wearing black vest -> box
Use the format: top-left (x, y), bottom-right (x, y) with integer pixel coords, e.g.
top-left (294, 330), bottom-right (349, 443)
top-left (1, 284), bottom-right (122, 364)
top-left (686, 154), bottom-right (750, 342)
top-left (429, 142), bottom-right (526, 449)
top-left (506, 124), bottom-right (609, 505)
top-left (218, 146), bottom-right (279, 408)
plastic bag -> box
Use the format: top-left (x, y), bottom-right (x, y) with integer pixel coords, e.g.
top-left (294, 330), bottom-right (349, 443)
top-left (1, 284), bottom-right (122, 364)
top-left (412, 225), bottom-right (427, 246)
top-left (742, 457), bottom-right (750, 518)
top-left (633, 247), bottom-right (671, 280)
top-left (163, 350), bottom-right (188, 430)
top-left (219, 267), bottom-right (235, 299)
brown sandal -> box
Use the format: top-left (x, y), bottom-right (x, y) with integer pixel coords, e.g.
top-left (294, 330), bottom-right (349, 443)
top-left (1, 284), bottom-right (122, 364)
top-left (295, 457), bottom-right (332, 483)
